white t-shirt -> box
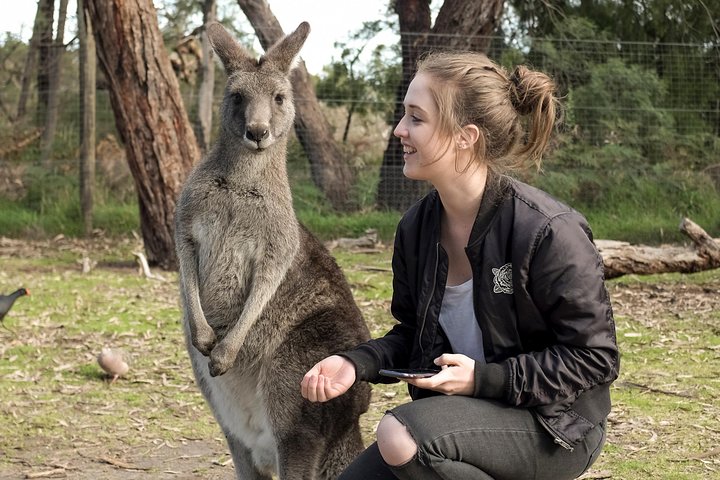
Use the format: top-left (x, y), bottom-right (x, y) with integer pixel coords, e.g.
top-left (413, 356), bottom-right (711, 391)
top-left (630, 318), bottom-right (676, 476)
top-left (438, 278), bottom-right (486, 363)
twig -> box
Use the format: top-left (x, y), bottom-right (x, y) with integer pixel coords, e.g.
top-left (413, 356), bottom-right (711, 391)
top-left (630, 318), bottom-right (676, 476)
top-left (24, 469), bottom-right (67, 479)
top-left (355, 265), bottom-right (392, 272)
top-left (99, 455), bottom-right (150, 471)
top-left (690, 447), bottom-right (720, 460)
top-left (132, 251), bottom-right (167, 281)
top-left (577, 471), bottom-right (612, 480)
top-left (617, 380), bottom-right (694, 398)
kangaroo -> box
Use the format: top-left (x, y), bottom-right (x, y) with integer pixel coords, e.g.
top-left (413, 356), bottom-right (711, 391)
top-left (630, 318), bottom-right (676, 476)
top-left (174, 21), bottom-right (371, 479)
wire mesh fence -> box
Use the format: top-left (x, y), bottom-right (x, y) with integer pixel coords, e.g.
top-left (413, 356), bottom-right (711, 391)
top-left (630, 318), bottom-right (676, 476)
top-left (0, 30), bottom-right (718, 213)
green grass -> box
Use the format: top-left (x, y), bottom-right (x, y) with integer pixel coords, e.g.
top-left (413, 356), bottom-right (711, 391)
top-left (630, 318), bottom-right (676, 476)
top-left (1, 237), bottom-right (718, 478)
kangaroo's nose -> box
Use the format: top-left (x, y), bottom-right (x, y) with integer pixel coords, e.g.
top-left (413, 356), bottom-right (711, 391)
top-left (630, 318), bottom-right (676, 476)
top-left (246, 125), bottom-right (269, 143)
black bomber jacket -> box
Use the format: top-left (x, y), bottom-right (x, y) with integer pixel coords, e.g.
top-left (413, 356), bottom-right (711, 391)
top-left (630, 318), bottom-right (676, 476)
top-left (342, 175), bottom-right (620, 450)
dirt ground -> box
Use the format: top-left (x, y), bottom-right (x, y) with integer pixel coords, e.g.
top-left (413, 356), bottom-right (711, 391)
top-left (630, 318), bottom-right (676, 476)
top-left (2, 439), bottom-right (232, 480)
top-left (1, 237), bottom-right (719, 479)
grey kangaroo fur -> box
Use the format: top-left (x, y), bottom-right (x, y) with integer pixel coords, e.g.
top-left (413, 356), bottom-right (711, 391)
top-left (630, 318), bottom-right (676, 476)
top-left (174, 21), bottom-right (371, 479)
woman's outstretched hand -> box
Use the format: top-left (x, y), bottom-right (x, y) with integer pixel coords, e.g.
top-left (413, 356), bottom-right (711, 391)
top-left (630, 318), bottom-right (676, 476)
top-left (405, 353), bottom-right (475, 396)
top-left (301, 355), bottom-right (356, 402)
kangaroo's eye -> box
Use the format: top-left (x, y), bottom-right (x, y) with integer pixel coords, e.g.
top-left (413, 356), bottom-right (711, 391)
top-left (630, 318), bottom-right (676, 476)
top-left (275, 94), bottom-right (284, 105)
top-left (233, 93), bottom-right (243, 104)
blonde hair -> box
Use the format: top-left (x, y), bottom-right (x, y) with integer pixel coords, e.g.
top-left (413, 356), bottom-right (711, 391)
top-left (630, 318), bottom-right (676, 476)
top-left (415, 51), bottom-right (559, 174)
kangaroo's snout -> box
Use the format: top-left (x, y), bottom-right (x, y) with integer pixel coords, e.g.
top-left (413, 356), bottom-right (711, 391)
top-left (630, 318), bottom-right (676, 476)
top-left (246, 125), bottom-right (270, 144)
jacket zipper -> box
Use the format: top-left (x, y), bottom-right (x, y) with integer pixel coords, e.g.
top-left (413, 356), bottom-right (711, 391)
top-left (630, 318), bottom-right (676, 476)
top-left (536, 414), bottom-right (574, 451)
top-left (418, 242), bottom-right (440, 358)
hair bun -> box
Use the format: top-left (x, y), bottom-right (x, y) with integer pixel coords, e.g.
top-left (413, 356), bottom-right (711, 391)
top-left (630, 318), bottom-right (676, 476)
top-left (509, 65), bottom-right (555, 116)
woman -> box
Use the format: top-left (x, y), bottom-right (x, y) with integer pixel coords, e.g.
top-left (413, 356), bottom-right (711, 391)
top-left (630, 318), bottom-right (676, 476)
top-left (301, 51), bottom-right (619, 480)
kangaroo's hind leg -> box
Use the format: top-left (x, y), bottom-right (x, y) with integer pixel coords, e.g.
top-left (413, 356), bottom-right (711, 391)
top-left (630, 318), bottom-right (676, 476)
top-left (224, 430), bottom-right (274, 480)
top-left (275, 430), bottom-right (325, 480)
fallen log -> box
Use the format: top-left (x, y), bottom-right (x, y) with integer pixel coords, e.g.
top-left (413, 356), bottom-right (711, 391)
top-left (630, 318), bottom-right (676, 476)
top-left (597, 218), bottom-right (720, 279)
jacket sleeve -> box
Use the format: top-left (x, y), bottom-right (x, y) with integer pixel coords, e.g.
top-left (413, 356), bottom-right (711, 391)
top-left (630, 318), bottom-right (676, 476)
top-left (486, 212), bottom-right (620, 406)
top-left (340, 223), bottom-right (418, 383)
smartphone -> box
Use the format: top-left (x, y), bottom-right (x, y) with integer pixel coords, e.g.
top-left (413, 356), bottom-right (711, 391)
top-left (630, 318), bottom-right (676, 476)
top-left (378, 368), bottom-right (440, 379)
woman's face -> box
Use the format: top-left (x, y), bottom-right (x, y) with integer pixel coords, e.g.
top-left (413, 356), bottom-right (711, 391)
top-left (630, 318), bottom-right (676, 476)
top-left (393, 73), bottom-right (457, 182)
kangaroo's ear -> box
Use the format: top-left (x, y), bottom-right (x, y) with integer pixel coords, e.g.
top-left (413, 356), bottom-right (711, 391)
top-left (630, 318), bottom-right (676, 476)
top-left (262, 22), bottom-right (310, 73)
top-left (206, 21), bottom-right (257, 73)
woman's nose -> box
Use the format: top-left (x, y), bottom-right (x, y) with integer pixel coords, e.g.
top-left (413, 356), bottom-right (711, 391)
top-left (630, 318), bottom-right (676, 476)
top-left (393, 119), bottom-right (406, 138)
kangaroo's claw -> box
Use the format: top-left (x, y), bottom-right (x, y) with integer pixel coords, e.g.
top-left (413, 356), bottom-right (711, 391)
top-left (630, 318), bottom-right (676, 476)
top-left (208, 341), bottom-right (235, 377)
top-left (192, 324), bottom-right (217, 356)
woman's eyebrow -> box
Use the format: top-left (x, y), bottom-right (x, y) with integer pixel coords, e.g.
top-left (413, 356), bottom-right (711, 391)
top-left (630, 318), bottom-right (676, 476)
top-left (404, 103), bottom-right (428, 114)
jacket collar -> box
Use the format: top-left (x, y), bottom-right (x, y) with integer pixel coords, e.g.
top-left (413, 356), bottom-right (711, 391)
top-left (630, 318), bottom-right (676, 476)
top-left (426, 172), bottom-right (510, 248)
top-left (467, 172), bottom-right (510, 248)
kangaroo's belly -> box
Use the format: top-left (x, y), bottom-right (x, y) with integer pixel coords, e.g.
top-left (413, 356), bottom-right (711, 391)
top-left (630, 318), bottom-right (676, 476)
top-left (191, 349), bottom-right (278, 474)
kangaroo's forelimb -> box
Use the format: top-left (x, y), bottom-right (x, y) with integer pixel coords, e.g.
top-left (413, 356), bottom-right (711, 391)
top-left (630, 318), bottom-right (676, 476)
top-left (208, 242), bottom-right (297, 376)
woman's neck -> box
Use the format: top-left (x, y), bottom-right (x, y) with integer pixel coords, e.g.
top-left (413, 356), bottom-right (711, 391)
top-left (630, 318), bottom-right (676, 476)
top-left (435, 163), bottom-right (488, 228)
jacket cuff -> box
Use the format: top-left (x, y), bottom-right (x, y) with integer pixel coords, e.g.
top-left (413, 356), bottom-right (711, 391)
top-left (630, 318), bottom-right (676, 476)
top-left (338, 346), bottom-right (381, 383)
top-left (473, 362), bottom-right (507, 399)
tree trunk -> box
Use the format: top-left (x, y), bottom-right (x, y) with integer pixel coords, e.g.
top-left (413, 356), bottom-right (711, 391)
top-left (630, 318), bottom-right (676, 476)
top-left (597, 219), bottom-right (720, 279)
top-left (376, 0), bottom-right (505, 211)
top-left (377, 0), bottom-right (433, 211)
top-left (235, 0), bottom-right (356, 211)
top-left (85, 0), bottom-right (200, 270)
top-left (78, 0), bottom-right (96, 237)
top-left (40, 0), bottom-right (69, 163)
top-left (16, 0), bottom-right (48, 121)
top-left (196, 0), bottom-right (216, 153)
top-left (36, 0), bottom-right (55, 125)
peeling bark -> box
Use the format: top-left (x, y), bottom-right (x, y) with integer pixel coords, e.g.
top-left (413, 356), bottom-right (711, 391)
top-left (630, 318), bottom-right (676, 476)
top-left (85, 0), bottom-right (200, 269)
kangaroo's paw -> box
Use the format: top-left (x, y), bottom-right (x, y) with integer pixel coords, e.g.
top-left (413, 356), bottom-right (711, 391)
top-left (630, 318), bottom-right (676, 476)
top-left (192, 324), bottom-right (217, 357)
top-left (208, 340), bottom-right (236, 377)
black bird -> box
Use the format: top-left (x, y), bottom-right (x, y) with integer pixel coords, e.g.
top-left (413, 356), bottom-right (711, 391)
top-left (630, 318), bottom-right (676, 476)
top-left (0, 288), bottom-right (30, 330)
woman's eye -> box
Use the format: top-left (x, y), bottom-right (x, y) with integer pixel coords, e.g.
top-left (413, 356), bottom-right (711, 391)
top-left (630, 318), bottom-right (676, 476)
top-left (411, 115), bottom-right (422, 123)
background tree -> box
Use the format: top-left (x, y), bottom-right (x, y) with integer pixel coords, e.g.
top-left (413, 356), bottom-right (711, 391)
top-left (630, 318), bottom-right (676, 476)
top-left (196, 0), bottom-right (217, 153)
top-left (376, 0), bottom-right (505, 211)
top-left (85, 0), bottom-right (200, 269)
top-left (78, 0), bottom-right (96, 236)
top-left (39, 0), bottom-right (69, 163)
top-left (35, 0), bottom-right (54, 125)
top-left (235, 0), bottom-right (356, 211)
top-left (16, 0), bottom-right (49, 122)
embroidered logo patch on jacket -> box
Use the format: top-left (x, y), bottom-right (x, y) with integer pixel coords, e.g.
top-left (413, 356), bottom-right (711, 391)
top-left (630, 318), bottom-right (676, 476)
top-left (492, 263), bottom-right (513, 294)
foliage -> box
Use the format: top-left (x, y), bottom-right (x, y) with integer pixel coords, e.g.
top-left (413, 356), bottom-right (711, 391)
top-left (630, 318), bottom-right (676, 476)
top-left (569, 58), bottom-right (673, 151)
top-left (315, 19), bottom-right (401, 135)
top-left (509, 0), bottom-right (720, 45)
top-left (523, 16), bottom-right (616, 94)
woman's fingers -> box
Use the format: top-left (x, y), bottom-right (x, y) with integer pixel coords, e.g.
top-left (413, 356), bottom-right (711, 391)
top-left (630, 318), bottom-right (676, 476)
top-left (302, 372), bottom-right (335, 403)
top-left (434, 353), bottom-right (469, 367)
top-left (302, 373), bottom-right (318, 402)
top-left (406, 355), bottom-right (476, 395)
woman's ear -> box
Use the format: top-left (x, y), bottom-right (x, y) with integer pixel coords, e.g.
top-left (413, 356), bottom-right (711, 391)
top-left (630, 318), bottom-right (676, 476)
top-left (457, 124), bottom-right (483, 152)
top-left (460, 124), bottom-right (481, 148)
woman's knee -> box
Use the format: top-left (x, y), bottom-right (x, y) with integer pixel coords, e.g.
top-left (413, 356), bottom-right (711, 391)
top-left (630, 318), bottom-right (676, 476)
top-left (376, 413), bottom-right (418, 466)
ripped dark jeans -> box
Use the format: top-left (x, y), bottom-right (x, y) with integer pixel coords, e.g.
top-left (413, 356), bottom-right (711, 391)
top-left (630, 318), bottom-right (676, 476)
top-left (338, 396), bottom-right (606, 480)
